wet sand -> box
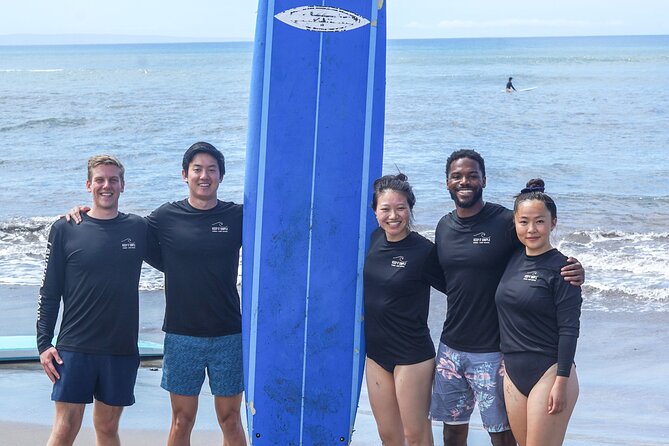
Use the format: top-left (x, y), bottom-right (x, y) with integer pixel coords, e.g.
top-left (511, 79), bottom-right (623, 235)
top-left (1, 285), bottom-right (667, 445)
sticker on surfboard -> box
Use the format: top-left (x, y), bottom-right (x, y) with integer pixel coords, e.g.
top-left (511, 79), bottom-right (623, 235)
top-left (275, 6), bottom-right (370, 32)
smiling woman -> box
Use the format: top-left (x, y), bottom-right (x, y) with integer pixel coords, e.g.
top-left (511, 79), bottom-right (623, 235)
top-left (364, 173), bottom-right (446, 445)
top-left (495, 178), bottom-right (582, 446)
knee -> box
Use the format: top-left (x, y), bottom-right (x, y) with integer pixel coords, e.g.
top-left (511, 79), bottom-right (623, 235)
top-left (376, 426), bottom-right (403, 446)
top-left (404, 422), bottom-right (431, 446)
top-left (443, 423), bottom-right (468, 446)
top-left (94, 416), bottom-right (120, 438)
top-left (50, 420), bottom-right (80, 444)
top-left (216, 407), bottom-right (242, 431)
top-left (172, 409), bottom-right (197, 432)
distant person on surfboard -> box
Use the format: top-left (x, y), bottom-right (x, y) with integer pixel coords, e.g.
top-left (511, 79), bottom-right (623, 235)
top-left (364, 173), bottom-right (446, 446)
top-left (506, 77), bottom-right (516, 92)
top-left (38, 155), bottom-right (156, 445)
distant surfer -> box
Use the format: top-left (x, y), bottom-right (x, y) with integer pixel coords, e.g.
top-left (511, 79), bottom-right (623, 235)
top-left (364, 173), bottom-right (446, 445)
top-left (429, 149), bottom-right (584, 446)
top-left (495, 178), bottom-right (582, 446)
top-left (38, 155), bottom-right (156, 445)
top-left (67, 143), bottom-right (247, 446)
top-left (506, 77), bottom-right (516, 92)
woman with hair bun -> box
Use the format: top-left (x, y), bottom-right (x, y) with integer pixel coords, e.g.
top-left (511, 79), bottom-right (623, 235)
top-left (364, 173), bottom-right (446, 446)
top-left (495, 179), bottom-right (582, 446)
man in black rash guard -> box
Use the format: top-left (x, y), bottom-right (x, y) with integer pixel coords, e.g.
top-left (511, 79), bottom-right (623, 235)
top-left (67, 143), bottom-right (246, 445)
top-left (429, 149), bottom-right (583, 446)
top-left (146, 142), bottom-right (245, 446)
top-left (37, 155), bottom-right (150, 445)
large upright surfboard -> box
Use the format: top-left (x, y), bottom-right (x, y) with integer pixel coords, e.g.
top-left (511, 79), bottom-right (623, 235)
top-left (242, 1), bottom-right (386, 444)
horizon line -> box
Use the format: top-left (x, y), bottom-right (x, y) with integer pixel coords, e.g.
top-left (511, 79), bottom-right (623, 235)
top-left (0, 32), bottom-right (667, 47)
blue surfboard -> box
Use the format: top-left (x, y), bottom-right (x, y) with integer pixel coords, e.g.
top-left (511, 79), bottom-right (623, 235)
top-left (242, 1), bottom-right (386, 444)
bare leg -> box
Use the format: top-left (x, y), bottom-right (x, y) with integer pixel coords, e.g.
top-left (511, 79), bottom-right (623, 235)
top-left (167, 393), bottom-right (199, 446)
top-left (47, 402), bottom-right (85, 446)
top-left (395, 359), bottom-right (435, 446)
top-left (214, 393), bottom-right (247, 446)
top-left (92, 400), bottom-right (123, 446)
top-left (489, 430), bottom-right (516, 446)
top-left (526, 365), bottom-right (578, 446)
top-left (443, 423), bottom-right (468, 446)
top-left (366, 358), bottom-right (405, 446)
top-left (503, 372), bottom-right (526, 446)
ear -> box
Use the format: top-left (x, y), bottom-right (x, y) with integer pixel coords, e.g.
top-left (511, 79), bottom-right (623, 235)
top-left (86, 179), bottom-right (92, 193)
top-left (482, 175), bottom-right (487, 188)
top-left (120, 179), bottom-right (125, 193)
top-left (182, 170), bottom-right (188, 182)
top-left (219, 174), bottom-right (224, 182)
top-left (551, 218), bottom-right (557, 230)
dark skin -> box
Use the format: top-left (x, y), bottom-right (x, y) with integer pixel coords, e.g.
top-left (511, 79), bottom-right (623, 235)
top-left (440, 157), bottom-right (584, 446)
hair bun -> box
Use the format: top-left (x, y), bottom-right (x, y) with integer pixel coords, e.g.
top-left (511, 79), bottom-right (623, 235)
top-left (526, 178), bottom-right (545, 188)
top-left (396, 173), bottom-right (408, 182)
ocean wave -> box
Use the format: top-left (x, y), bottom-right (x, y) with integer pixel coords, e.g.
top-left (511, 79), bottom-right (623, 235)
top-left (0, 117), bottom-right (87, 132)
top-left (0, 69), bottom-right (64, 72)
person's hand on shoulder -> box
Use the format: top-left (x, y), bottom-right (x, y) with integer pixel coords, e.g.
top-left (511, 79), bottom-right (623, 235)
top-left (63, 205), bottom-right (91, 224)
top-left (561, 257), bottom-right (584, 286)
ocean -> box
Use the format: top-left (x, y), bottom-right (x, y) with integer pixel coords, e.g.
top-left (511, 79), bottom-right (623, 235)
top-left (1, 35), bottom-right (667, 313)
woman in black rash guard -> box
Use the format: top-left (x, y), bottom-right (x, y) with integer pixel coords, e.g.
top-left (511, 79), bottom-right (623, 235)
top-left (495, 179), bottom-right (582, 446)
top-left (363, 174), bottom-right (446, 446)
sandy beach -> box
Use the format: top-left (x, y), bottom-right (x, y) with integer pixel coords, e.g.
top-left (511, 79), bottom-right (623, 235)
top-left (1, 284), bottom-right (667, 445)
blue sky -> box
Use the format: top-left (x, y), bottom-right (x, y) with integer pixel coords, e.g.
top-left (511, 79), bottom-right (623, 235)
top-left (1, 0), bottom-right (667, 43)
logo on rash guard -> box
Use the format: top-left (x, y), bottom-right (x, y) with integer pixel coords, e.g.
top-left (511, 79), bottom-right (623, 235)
top-left (212, 222), bottom-right (229, 233)
top-left (472, 232), bottom-right (491, 245)
top-left (523, 271), bottom-right (539, 282)
top-left (121, 238), bottom-right (136, 250)
top-left (391, 256), bottom-right (407, 268)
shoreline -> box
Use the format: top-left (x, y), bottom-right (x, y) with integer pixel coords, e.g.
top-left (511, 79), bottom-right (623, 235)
top-left (1, 285), bottom-right (667, 445)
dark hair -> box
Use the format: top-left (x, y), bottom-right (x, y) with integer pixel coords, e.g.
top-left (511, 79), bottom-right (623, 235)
top-left (509, 77), bottom-right (513, 81)
top-left (445, 149), bottom-right (486, 177)
top-left (182, 142), bottom-right (225, 178)
top-left (513, 178), bottom-right (557, 220)
top-left (371, 173), bottom-right (416, 211)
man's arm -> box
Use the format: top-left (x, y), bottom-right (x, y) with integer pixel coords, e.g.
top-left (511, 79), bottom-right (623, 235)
top-left (36, 221), bottom-right (66, 382)
top-left (143, 214), bottom-right (164, 271)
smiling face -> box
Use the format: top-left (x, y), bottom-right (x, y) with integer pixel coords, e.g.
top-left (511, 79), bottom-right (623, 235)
top-left (374, 190), bottom-right (411, 242)
top-left (86, 163), bottom-right (124, 218)
top-left (182, 152), bottom-right (222, 209)
top-left (514, 199), bottom-right (556, 256)
top-left (447, 157), bottom-right (486, 216)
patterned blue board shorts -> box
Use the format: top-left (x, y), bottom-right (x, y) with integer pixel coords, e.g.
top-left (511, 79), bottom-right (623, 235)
top-left (161, 332), bottom-right (244, 397)
top-left (430, 342), bottom-right (510, 433)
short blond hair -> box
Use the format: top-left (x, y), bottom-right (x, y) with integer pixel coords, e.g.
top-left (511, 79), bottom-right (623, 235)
top-left (87, 155), bottom-right (125, 182)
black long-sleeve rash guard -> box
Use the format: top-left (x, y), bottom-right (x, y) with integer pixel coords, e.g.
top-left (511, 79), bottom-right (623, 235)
top-left (495, 248), bottom-right (582, 377)
top-left (37, 213), bottom-right (147, 355)
top-left (364, 228), bottom-right (445, 365)
top-left (435, 202), bottom-right (522, 353)
top-left (146, 199), bottom-right (243, 337)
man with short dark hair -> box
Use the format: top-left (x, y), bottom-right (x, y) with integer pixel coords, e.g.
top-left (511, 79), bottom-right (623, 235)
top-left (38, 155), bottom-right (149, 446)
top-left (147, 142), bottom-right (245, 446)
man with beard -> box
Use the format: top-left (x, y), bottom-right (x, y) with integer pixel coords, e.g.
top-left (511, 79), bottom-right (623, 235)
top-left (429, 149), bottom-right (583, 446)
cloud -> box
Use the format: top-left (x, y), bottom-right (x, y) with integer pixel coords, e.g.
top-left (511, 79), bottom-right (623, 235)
top-left (436, 19), bottom-right (625, 29)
